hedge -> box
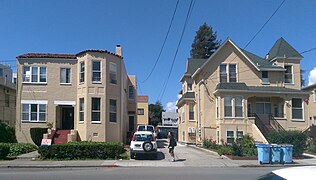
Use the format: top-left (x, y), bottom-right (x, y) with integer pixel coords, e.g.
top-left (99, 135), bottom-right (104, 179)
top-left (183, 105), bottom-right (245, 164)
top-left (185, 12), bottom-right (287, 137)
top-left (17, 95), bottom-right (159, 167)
top-left (268, 130), bottom-right (307, 157)
top-left (30, 128), bottom-right (48, 146)
top-left (0, 122), bottom-right (17, 143)
top-left (38, 141), bottom-right (126, 160)
top-left (0, 143), bottom-right (10, 159)
top-left (8, 143), bottom-right (38, 157)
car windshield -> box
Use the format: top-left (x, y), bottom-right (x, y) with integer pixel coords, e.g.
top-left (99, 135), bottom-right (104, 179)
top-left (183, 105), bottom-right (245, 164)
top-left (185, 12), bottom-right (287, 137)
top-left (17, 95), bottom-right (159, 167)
top-left (134, 134), bottom-right (152, 141)
top-left (138, 126), bottom-right (146, 131)
top-left (147, 126), bottom-right (154, 132)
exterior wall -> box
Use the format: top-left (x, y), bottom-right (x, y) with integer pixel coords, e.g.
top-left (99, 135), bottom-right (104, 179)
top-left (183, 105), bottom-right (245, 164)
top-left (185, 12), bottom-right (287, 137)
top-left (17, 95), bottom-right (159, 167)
top-left (16, 58), bottom-right (77, 143)
top-left (137, 101), bottom-right (148, 125)
top-left (0, 85), bottom-right (16, 127)
top-left (274, 59), bottom-right (301, 90)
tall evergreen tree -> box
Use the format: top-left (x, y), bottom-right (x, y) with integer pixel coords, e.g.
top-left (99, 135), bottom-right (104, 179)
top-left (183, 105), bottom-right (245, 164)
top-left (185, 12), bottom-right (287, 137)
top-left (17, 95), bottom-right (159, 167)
top-left (191, 23), bottom-right (221, 59)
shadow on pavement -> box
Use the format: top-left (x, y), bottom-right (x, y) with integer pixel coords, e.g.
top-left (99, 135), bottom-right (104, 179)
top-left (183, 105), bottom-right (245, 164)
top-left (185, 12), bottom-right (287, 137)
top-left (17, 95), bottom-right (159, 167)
top-left (175, 158), bottom-right (186, 162)
top-left (157, 139), bottom-right (168, 149)
top-left (134, 152), bottom-right (165, 161)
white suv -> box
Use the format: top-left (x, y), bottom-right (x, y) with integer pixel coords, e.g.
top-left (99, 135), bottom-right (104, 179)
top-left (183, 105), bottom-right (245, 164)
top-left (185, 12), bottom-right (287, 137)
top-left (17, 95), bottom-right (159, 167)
top-left (130, 131), bottom-right (158, 159)
top-left (136, 125), bottom-right (157, 139)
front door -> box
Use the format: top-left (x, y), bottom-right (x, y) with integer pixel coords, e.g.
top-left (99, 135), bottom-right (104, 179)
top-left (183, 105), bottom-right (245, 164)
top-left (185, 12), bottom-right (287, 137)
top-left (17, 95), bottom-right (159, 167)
top-left (62, 106), bottom-right (74, 130)
top-left (129, 116), bottom-right (135, 132)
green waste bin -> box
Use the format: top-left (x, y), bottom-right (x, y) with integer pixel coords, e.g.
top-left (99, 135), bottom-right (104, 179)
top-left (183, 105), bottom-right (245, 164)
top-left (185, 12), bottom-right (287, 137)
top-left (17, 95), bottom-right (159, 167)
top-left (281, 144), bottom-right (293, 164)
top-left (256, 144), bottom-right (271, 164)
top-left (270, 144), bottom-right (281, 164)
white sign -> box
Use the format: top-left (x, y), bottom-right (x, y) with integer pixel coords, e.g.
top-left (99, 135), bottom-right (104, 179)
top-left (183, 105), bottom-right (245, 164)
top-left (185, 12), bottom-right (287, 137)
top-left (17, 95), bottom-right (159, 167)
top-left (41, 139), bottom-right (52, 146)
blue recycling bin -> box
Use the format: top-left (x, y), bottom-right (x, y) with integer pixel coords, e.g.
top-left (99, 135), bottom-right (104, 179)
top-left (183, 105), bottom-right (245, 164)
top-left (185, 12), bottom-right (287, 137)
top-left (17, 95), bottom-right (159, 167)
top-left (281, 144), bottom-right (293, 164)
top-left (270, 144), bottom-right (281, 163)
top-left (256, 144), bottom-right (271, 164)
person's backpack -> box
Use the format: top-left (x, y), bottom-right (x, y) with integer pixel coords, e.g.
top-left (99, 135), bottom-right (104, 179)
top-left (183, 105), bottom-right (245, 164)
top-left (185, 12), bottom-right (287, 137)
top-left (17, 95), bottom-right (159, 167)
top-left (173, 137), bottom-right (177, 147)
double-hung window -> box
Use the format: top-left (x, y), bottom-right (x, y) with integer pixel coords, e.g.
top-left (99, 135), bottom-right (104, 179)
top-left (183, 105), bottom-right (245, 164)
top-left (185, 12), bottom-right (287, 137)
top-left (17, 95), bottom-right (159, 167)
top-left (292, 98), bottom-right (303, 120)
top-left (237, 131), bottom-right (243, 139)
top-left (80, 62), bottom-right (85, 83)
top-left (220, 64), bottom-right (227, 83)
top-left (235, 96), bottom-right (243, 117)
top-left (224, 96), bottom-right (233, 117)
top-left (60, 68), bottom-right (71, 84)
top-left (128, 86), bottom-right (135, 100)
top-left (284, 65), bottom-right (293, 83)
top-left (109, 63), bottom-right (117, 84)
top-left (229, 64), bottom-right (237, 82)
top-left (189, 103), bottom-right (194, 120)
top-left (91, 98), bottom-right (101, 122)
top-left (262, 71), bottom-right (269, 84)
top-left (23, 66), bottom-right (47, 83)
top-left (226, 131), bottom-right (234, 144)
top-left (79, 98), bottom-right (84, 122)
top-left (109, 99), bottom-right (117, 123)
top-left (22, 103), bottom-right (46, 122)
top-left (137, 108), bottom-right (144, 115)
top-left (92, 61), bottom-right (101, 83)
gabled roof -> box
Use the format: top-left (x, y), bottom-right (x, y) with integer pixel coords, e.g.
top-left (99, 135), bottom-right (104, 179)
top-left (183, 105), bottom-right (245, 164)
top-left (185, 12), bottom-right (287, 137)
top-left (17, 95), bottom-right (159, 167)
top-left (17, 53), bottom-right (77, 59)
top-left (241, 50), bottom-right (285, 71)
top-left (186, 58), bottom-right (207, 75)
top-left (267, 37), bottom-right (303, 61)
top-left (302, 83), bottom-right (316, 91)
top-left (176, 92), bottom-right (195, 106)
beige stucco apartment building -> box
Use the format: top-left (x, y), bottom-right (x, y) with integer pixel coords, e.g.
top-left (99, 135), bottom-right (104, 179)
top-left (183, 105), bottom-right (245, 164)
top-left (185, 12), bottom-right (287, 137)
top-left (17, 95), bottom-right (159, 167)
top-left (0, 64), bottom-right (16, 127)
top-left (16, 45), bottom-right (137, 144)
top-left (177, 38), bottom-right (310, 145)
top-left (302, 83), bottom-right (316, 126)
top-left (136, 96), bottom-right (149, 125)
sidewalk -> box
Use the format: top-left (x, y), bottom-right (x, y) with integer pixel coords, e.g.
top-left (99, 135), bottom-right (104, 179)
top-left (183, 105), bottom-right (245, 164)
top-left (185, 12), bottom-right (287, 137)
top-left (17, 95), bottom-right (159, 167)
top-left (0, 147), bottom-right (315, 168)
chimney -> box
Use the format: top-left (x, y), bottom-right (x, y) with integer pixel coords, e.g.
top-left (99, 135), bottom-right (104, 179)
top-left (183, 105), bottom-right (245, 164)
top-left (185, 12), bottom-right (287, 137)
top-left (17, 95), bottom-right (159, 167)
top-left (115, 44), bottom-right (122, 57)
top-left (265, 53), bottom-right (269, 60)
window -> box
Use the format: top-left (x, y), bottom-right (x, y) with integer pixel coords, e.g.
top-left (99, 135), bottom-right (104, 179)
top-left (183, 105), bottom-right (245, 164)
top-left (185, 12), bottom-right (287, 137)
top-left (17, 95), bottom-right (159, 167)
top-left (224, 96), bottom-right (232, 117)
top-left (109, 63), bottom-right (117, 84)
top-left (109, 99), bottom-right (117, 122)
top-left (229, 64), bottom-right (236, 82)
top-left (92, 61), bottom-right (101, 82)
top-left (262, 71), bottom-right (269, 84)
top-left (187, 78), bottom-right (193, 91)
top-left (79, 98), bottom-right (84, 122)
top-left (21, 103), bottom-right (46, 122)
top-left (314, 90), bottom-right (316, 102)
top-left (182, 112), bottom-right (185, 123)
top-left (5, 94), bottom-right (9, 107)
top-left (292, 98), bottom-right (303, 120)
top-left (23, 66), bottom-right (46, 83)
top-left (235, 96), bottom-right (243, 117)
top-left (91, 98), bottom-right (100, 122)
top-left (80, 62), bottom-right (85, 83)
top-left (137, 108), bottom-right (144, 115)
top-left (226, 131), bottom-right (234, 144)
top-left (189, 103), bottom-right (194, 120)
top-left (220, 64), bottom-right (227, 82)
top-left (237, 131), bottom-right (243, 139)
top-left (129, 86), bottom-right (135, 100)
top-left (284, 65), bottom-right (293, 83)
top-left (60, 68), bottom-right (71, 84)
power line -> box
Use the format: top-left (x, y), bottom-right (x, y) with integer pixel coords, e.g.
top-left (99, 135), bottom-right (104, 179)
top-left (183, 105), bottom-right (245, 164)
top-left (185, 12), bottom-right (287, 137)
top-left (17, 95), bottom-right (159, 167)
top-left (300, 48), bottom-right (316, 54)
top-left (158, 0), bottom-right (195, 102)
top-left (140, 0), bottom-right (180, 83)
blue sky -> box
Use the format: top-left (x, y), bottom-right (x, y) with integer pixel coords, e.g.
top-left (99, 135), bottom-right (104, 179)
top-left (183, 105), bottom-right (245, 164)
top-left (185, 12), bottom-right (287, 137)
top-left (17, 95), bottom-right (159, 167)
top-left (1, 0), bottom-right (316, 111)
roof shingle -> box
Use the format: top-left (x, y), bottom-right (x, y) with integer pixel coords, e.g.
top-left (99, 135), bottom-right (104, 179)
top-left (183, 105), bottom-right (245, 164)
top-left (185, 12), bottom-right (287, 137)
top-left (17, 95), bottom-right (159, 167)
top-left (17, 53), bottom-right (77, 59)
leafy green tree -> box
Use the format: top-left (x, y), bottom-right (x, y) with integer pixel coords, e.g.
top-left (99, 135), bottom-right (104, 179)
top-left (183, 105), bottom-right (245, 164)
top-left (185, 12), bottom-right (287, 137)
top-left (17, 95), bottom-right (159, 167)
top-left (0, 122), bottom-right (17, 143)
top-left (148, 101), bottom-right (165, 127)
top-left (191, 23), bottom-right (221, 59)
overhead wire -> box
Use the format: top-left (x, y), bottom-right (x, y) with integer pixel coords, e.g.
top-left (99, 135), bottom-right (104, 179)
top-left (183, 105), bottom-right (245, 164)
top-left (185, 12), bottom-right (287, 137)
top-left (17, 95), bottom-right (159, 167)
top-left (140, 0), bottom-right (180, 83)
top-left (157, 0), bottom-right (196, 102)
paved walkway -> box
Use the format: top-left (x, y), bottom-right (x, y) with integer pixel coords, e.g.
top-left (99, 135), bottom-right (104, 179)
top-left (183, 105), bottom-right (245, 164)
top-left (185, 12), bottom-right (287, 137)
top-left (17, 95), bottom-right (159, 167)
top-left (1, 141), bottom-right (316, 168)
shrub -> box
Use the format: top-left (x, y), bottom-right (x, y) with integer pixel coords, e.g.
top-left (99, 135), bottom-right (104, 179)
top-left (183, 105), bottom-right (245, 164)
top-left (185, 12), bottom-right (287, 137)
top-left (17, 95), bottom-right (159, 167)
top-left (38, 141), bottom-right (126, 160)
top-left (203, 139), bottom-right (219, 150)
top-left (0, 143), bottom-right (10, 159)
top-left (0, 122), bottom-right (17, 143)
top-left (8, 143), bottom-right (38, 157)
top-left (30, 128), bottom-right (48, 146)
top-left (268, 130), bottom-right (307, 157)
top-left (217, 145), bottom-right (232, 156)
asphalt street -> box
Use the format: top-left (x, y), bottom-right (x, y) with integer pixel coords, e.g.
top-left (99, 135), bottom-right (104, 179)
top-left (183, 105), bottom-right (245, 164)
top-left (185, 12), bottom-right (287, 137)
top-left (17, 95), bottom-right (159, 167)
top-left (0, 167), bottom-right (280, 180)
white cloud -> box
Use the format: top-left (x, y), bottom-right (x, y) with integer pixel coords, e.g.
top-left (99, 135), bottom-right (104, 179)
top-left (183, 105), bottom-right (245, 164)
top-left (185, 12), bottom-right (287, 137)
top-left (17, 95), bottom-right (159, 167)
top-left (308, 67), bottom-right (316, 85)
top-left (177, 94), bottom-right (182, 99)
top-left (166, 101), bottom-right (177, 112)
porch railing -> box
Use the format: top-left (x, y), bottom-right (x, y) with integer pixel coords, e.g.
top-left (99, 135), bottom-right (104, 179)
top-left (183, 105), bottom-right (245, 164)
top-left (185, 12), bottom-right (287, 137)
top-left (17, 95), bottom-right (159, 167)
top-left (269, 115), bottom-right (285, 132)
top-left (252, 113), bottom-right (270, 140)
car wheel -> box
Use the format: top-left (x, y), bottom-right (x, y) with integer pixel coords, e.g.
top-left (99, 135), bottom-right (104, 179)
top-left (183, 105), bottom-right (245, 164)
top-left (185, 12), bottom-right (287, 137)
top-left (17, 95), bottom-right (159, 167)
top-left (143, 141), bottom-right (153, 152)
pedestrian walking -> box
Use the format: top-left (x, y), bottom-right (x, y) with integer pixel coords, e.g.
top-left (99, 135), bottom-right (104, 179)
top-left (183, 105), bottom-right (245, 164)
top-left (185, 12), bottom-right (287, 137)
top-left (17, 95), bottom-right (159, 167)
top-left (168, 131), bottom-right (177, 162)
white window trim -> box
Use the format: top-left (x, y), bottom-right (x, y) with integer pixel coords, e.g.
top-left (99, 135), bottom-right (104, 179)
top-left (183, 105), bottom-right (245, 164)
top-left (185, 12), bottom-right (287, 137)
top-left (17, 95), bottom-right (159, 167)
top-left (284, 65), bottom-right (294, 84)
top-left (219, 63), bottom-right (238, 83)
top-left (79, 98), bottom-right (84, 123)
top-left (226, 130), bottom-right (234, 144)
top-left (229, 64), bottom-right (237, 82)
top-left (79, 61), bottom-right (85, 84)
top-left (236, 130), bottom-right (244, 139)
top-left (219, 64), bottom-right (227, 83)
top-left (60, 67), bottom-right (72, 85)
top-left (92, 60), bottom-right (102, 83)
top-left (291, 97), bottom-right (304, 121)
top-left (128, 85), bottom-right (135, 100)
top-left (235, 96), bottom-right (244, 118)
top-left (21, 100), bottom-right (48, 104)
top-left (23, 66), bottom-right (47, 84)
top-left (21, 103), bottom-right (47, 122)
top-left (261, 71), bottom-right (270, 84)
top-left (224, 96), bottom-right (233, 118)
top-left (91, 98), bottom-right (101, 123)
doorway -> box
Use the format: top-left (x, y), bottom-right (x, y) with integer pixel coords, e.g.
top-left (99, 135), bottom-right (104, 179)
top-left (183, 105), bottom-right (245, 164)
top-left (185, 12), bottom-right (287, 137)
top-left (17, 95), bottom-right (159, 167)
top-left (61, 106), bottom-right (74, 130)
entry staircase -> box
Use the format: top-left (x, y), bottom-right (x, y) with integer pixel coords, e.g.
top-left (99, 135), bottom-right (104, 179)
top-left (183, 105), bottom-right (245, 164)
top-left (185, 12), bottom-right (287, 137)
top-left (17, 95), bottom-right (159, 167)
top-left (53, 130), bottom-right (71, 144)
top-left (253, 114), bottom-right (285, 142)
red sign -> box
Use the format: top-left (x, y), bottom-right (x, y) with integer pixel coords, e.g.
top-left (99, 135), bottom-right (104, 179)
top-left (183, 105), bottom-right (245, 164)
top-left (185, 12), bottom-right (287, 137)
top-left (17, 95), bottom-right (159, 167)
top-left (41, 139), bottom-right (52, 146)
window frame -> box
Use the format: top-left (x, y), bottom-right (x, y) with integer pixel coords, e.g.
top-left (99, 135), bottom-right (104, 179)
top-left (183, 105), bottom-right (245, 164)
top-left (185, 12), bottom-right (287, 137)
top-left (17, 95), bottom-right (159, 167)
top-left (226, 130), bottom-right (234, 144)
top-left (21, 103), bottom-right (47, 122)
top-left (261, 71), bottom-right (269, 84)
top-left (109, 62), bottom-right (117, 85)
top-left (128, 85), bottom-right (135, 100)
top-left (220, 64), bottom-right (227, 83)
top-left (92, 60), bottom-right (101, 83)
top-left (79, 61), bottom-right (85, 84)
top-left (224, 96), bottom-right (233, 117)
top-left (284, 65), bottom-right (293, 84)
top-left (60, 67), bottom-right (71, 84)
top-left (91, 98), bottom-right (101, 123)
top-left (23, 66), bottom-right (47, 83)
top-left (229, 64), bottom-right (237, 82)
top-left (137, 108), bottom-right (144, 115)
top-left (292, 98), bottom-right (303, 121)
top-left (235, 96), bottom-right (243, 117)
top-left (109, 99), bottom-right (117, 123)
top-left (79, 98), bottom-right (84, 123)
top-left (189, 102), bottom-right (194, 120)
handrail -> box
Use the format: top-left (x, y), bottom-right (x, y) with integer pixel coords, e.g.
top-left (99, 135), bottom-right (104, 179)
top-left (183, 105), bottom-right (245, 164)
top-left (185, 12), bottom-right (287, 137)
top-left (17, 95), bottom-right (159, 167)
top-left (252, 113), bottom-right (270, 140)
top-left (269, 115), bottom-right (285, 132)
